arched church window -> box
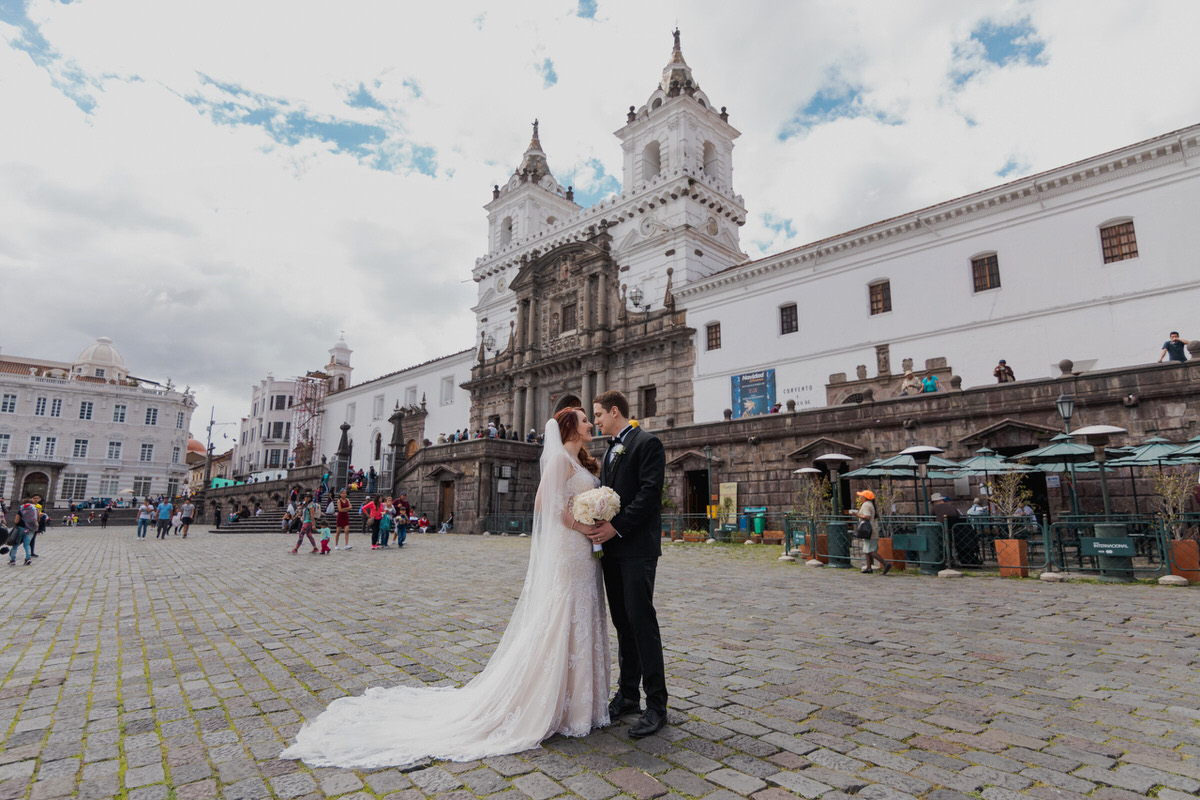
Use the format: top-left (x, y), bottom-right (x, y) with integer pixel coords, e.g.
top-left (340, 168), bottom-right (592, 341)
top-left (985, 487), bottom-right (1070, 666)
top-left (374, 433), bottom-right (382, 461)
top-left (337, 377), bottom-right (346, 391)
top-left (652, 97), bottom-right (662, 110)
top-left (643, 141), bottom-right (661, 181)
top-left (702, 141), bottom-right (718, 178)
top-left (501, 216), bottom-right (513, 246)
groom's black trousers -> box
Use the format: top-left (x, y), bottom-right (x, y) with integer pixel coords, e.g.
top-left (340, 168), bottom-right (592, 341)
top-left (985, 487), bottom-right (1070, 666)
top-left (601, 555), bottom-right (668, 714)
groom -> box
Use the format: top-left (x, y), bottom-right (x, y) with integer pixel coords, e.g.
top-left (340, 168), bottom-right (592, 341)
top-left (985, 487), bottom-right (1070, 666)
top-left (587, 390), bottom-right (668, 738)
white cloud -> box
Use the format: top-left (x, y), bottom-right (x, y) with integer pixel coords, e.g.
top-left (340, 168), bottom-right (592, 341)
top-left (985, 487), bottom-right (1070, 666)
top-left (3, 0), bottom-right (1199, 431)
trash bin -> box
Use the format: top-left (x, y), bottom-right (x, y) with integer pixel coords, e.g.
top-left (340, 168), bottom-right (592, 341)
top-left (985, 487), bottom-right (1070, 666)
top-left (744, 507), bottom-right (767, 539)
top-left (826, 520), bottom-right (851, 568)
top-left (916, 522), bottom-right (945, 575)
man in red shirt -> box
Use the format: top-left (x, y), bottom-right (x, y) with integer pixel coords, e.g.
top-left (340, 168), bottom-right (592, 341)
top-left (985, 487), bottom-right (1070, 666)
top-left (361, 495), bottom-right (386, 549)
top-left (392, 491), bottom-right (412, 547)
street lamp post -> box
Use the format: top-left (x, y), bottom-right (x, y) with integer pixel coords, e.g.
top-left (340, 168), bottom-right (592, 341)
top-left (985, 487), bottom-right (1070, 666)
top-left (703, 445), bottom-right (714, 543)
top-left (1055, 394), bottom-right (1082, 515)
top-left (1074, 425), bottom-right (1127, 516)
top-left (899, 445), bottom-right (945, 516)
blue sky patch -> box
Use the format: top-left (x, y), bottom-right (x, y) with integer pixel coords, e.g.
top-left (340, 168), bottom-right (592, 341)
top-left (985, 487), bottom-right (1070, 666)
top-left (761, 213), bottom-right (797, 239)
top-left (778, 82), bottom-right (896, 141)
top-left (576, 0), bottom-right (598, 19)
top-left (566, 158), bottom-right (621, 207)
top-left (403, 78), bottom-right (422, 98)
top-left (971, 19), bottom-right (1046, 67)
top-left (537, 57), bottom-right (558, 88)
top-left (187, 75), bottom-right (439, 176)
top-left (996, 156), bottom-right (1028, 179)
top-left (347, 82), bottom-right (385, 110)
top-left (2, 0), bottom-right (97, 112)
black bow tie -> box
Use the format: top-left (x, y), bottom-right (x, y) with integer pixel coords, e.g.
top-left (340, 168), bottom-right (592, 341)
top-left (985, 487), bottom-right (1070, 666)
top-left (609, 437), bottom-right (622, 445)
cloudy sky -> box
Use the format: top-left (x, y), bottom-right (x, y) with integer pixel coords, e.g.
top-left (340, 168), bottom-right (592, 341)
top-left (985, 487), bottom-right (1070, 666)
top-left (3, 0), bottom-right (1199, 440)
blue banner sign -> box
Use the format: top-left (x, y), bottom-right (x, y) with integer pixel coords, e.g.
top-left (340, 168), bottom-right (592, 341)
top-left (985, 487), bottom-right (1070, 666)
top-left (731, 369), bottom-right (776, 418)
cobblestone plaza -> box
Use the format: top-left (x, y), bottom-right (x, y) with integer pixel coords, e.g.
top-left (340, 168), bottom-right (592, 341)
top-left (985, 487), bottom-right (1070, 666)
top-left (2, 529), bottom-right (1199, 800)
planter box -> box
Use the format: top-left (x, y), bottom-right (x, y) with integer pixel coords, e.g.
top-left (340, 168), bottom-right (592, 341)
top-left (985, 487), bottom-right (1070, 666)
top-left (877, 538), bottom-right (905, 572)
top-left (996, 538), bottom-right (1029, 578)
top-left (763, 530), bottom-right (784, 545)
top-left (800, 533), bottom-right (829, 564)
top-left (1169, 539), bottom-right (1199, 582)
top-left (682, 533), bottom-right (705, 543)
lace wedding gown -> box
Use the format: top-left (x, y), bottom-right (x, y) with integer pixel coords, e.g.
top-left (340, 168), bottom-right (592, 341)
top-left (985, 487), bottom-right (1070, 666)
top-left (283, 425), bottom-right (609, 769)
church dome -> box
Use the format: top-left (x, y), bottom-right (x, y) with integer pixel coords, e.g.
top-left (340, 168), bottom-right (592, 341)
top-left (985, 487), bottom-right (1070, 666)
top-left (76, 336), bottom-right (125, 369)
top-left (73, 336), bottom-right (128, 380)
top-left (187, 439), bottom-right (206, 455)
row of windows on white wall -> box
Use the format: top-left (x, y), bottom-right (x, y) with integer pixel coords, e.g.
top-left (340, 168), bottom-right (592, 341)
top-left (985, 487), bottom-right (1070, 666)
top-left (701, 220), bottom-right (1139, 348)
top-left (54, 474), bottom-right (174, 501)
top-left (1, 395), bottom-right (184, 427)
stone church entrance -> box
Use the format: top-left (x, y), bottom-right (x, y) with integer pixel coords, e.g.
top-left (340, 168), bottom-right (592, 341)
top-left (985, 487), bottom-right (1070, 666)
top-left (684, 470), bottom-right (708, 518)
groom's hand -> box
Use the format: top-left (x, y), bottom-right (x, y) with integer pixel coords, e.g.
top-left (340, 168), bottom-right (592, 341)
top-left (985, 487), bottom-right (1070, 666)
top-left (586, 521), bottom-right (619, 543)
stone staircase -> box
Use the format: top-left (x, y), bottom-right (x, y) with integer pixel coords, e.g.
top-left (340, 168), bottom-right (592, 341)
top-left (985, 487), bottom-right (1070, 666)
top-left (212, 490), bottom-right (376, 534)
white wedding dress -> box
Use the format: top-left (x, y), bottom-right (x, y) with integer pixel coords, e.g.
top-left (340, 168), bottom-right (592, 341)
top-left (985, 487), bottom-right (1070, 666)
top-left (283, 422), bottom-right (610, 769)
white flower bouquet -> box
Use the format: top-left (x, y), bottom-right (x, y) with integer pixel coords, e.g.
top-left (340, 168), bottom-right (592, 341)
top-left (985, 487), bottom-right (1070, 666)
top-left (571, 486), bottom-right (621, 558)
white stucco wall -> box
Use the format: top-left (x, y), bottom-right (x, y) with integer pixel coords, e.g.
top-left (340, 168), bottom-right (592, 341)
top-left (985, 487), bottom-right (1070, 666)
top-left (319, 349), bottom-right (474, 470)
top-left (680, 126), bottom-right (1200, 422)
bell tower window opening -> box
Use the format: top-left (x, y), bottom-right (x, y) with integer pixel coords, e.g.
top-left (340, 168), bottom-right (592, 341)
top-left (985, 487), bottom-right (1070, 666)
top-left (643, 141), bottom-right (661, 181)
top-left (501, 216), bottom-right (514, 247)
top-left (702, 141), bottom-right (718, 179)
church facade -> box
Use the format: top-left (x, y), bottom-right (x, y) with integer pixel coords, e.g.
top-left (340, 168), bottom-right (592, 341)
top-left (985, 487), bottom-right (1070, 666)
top-left (466, 32), bottom-right (1200, 430)
top-left (467, 32), bottom-right (746, 433)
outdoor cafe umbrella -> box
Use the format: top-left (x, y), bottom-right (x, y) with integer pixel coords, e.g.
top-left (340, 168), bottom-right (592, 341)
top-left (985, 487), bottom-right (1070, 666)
top-left (1104, 436), bottom-right (1192, 515)
top-left (951, 446), bottom-right (1033, 493)
top-left (1168, 434), bottom-right (1200, 460)
top-left (843, 457), bottom-right (958, 514)
top-left (1018, 433), bottom-right (1096, 515)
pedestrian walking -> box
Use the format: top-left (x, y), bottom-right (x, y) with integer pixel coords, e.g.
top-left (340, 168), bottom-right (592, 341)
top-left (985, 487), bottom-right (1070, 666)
top-left (156, 497), bottom-right (173, 539)
top-left (179, 500), bottom-right (195, 538)
top-left (100, 508), bottom-right (110, 529)
top-left (319, 525), bottom-right (332, 554)
top-left (362, 495), bottom-right (386, 549)
top-left (6, 496), bottom-right (38, 566)
top-left (291, 493), bottom-right (320, 554)
top-left (851, 489), bottom-right (890, 575)
top-left (136, 499), bottom-right (153, 539)
top-left (334, 489), bottom-right (353, 550)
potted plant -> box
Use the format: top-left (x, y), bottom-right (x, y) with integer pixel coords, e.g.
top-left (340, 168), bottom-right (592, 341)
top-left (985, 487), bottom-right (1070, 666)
top-left (989, 469), bottom-right (1032, 577)
top-left (794, 475), bottom-right (830, 562)
top-left (1155, 466), bottom-right (1198, 582)
top-left (681, 528), bottom-right (707, 543)
top-left (874, 477), bottom-right (905, 571)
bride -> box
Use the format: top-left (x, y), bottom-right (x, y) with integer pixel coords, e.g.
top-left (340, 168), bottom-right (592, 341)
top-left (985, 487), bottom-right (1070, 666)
top-left (283, 407), bottom-right (610, 768)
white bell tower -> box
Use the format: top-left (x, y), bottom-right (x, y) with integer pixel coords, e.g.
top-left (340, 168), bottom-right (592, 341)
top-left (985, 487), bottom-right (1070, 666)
top-left (611, 30), bottom-right (747, 297)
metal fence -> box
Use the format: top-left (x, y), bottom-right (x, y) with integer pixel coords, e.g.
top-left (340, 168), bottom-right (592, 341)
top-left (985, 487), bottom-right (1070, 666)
top-left (483, 513), bottom-right (534, 535)
top-left (1045, 515), bottom-right (1168, 578)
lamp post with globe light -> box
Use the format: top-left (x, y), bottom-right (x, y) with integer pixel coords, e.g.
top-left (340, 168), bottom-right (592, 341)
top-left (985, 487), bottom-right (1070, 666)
top-left (1055, 394), bottom-right (1082, 515)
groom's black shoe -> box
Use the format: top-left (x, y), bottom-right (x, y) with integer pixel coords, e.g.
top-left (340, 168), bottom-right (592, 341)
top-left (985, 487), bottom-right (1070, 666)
top-left (629, 709), bottom-right (666, 739)
top-left (608, 694), bottom-right (641, 719)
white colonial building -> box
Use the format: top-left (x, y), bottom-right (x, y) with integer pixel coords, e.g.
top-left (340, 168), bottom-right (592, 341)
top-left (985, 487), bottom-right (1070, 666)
top-left (319, 348), bottom-right (474, 472)
top-left (466, 31), bottom-right (1200, 425)
top-left (233, 374), bottom-right (298, 477)
top-left (680, 124), bottom-right (1200, 421)
top-left (0, 337), bottom-right (196, 507)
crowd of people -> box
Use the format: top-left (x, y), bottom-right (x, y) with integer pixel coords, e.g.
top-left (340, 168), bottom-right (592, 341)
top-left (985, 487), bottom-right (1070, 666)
top-left (2, 494), bottom-right (48, 566)
top-left (280, 488), bottom-right (443, 555)
top-left (436, 422), bottom-right (540, 444)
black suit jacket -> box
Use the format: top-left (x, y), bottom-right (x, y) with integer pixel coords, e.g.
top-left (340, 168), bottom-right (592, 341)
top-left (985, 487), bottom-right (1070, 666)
top-left (601, 426), bottom-right (665, 559)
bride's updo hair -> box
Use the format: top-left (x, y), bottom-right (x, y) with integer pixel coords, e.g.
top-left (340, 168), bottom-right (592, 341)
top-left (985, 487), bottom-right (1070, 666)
top-left (554, 406), bottom-right (599, 475)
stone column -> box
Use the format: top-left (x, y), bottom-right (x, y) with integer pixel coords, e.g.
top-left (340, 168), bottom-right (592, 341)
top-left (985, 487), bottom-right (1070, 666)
top-left (596, 371), bottom-right (607, 396)
top-left (598, 274), bottom-right (609, 328)
top-left (530, 299), bottom-right (540, 351)
top-left (515, 301), bottom-right (527, 350)
top-left (582, 372), bottom-right (594, 407)
top-left (524, 385), bottom-right (537, 435)
top-left (514, 386), bottom-right (526, 435)
top-left (583, 276), bottom-right (594, 330)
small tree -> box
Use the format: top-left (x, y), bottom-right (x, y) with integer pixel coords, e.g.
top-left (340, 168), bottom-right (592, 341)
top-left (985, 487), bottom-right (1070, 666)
top-left (875, 477), bottom-right (902, 537)
top-left (989, 468), bottom-right (1032, 537)
top-left (661, 478), bottom-right (677, 510)
top-left (1154, 466), bottom-right (1195, 541)
top-left (795, 476), bottom-right (831, 521)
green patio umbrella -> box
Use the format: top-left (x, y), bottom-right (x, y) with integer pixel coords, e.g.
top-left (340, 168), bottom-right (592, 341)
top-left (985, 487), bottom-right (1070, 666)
top-left (1106, 436), bottom-right (1197, 515)
top-left (1168, 434), bottom-right (1200, 460)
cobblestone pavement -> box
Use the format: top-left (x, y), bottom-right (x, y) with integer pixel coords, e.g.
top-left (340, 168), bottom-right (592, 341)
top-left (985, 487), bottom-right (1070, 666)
top-left (2, 527), bottom-right (1199, 800)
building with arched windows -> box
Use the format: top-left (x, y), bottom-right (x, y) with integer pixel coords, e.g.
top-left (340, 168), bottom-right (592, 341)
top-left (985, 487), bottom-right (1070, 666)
top-left (0, 337), bottom-right (195, 508)
top-left (466, 30), bottom-right (1200, 428)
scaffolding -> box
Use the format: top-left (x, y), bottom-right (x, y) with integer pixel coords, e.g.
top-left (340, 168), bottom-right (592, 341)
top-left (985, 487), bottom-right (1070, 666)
top-left (291, 372), bottom-right (327, 467)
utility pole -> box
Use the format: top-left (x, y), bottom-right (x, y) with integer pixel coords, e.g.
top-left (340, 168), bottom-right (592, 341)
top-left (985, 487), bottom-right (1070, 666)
top-left (203, 407), bottom-right (215, 489)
